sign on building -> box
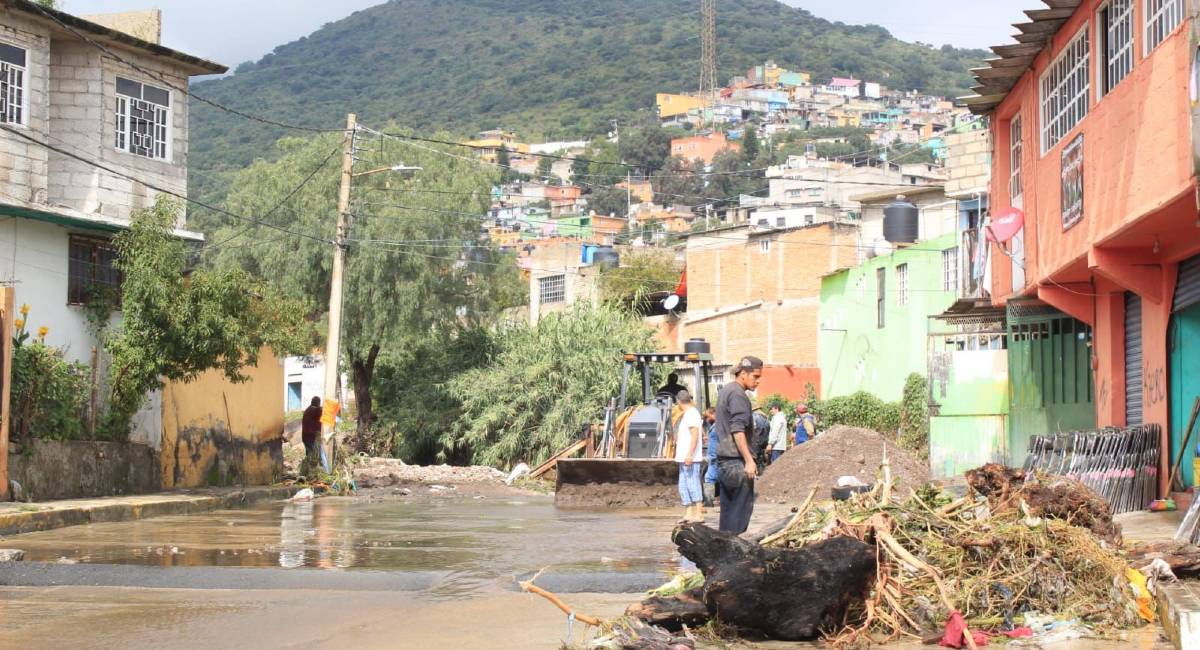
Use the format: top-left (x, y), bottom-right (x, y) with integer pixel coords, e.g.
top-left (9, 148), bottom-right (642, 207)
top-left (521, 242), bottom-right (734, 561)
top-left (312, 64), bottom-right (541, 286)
top-left (1061, 134), bottom-right (1084, 230)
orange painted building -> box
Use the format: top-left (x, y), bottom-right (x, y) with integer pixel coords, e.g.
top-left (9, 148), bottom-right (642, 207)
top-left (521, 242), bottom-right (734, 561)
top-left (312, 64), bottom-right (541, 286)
top-left (670, 132), bottom-right (740, 165)
top-left (965, 0), bottom-right (1200, 493)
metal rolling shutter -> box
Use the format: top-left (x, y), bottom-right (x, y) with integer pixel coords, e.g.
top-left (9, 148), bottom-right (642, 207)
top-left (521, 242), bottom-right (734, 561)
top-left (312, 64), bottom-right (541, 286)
top-left (1175, 255), bottom-right (1200, 313)
top-left (1125, 292), bottom-right (1143, 425)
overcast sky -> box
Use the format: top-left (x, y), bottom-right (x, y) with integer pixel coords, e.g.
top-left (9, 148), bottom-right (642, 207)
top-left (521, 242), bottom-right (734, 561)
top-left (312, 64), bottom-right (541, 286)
top-left (57, 0), bottom-right (1030, 69)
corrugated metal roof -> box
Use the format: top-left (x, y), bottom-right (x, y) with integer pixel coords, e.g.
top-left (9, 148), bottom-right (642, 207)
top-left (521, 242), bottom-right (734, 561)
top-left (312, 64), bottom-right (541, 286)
top-left (959, 1), bottom-right (1082, 115)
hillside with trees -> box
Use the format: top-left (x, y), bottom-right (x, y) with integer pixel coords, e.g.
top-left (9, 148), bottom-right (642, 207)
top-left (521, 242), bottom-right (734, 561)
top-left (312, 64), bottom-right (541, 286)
top-left (188, 0), bottom-right (985, 199)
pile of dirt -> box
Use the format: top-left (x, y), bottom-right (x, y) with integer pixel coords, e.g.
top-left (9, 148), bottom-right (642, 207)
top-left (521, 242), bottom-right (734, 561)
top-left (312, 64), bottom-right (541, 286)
top-left (352, 457), bottom-right (506, 488)
top-left (757, 426), bottom-right (930, 503)
top-left (554, 481), bottom-right (680, 509)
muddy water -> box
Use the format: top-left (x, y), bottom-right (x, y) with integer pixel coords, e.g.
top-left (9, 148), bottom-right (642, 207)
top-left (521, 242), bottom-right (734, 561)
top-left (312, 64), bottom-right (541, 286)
top-left (10, 495), bottom-right (691, 597)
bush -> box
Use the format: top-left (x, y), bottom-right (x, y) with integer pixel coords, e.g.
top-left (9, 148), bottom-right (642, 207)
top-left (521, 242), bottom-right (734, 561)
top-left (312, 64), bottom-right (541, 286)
top-left (447, 303), bottom-right (659, 467)
top-left (798, 376), bottom-right (932, 460)
top-left (10, 309), bottom-right (90, 441)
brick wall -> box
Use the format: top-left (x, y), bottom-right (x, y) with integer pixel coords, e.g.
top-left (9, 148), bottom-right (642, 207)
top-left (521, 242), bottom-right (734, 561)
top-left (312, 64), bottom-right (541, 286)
top-left (683, 222), bottom-right (858, 367)
top-left (944, 130), bottom-right (990, 197)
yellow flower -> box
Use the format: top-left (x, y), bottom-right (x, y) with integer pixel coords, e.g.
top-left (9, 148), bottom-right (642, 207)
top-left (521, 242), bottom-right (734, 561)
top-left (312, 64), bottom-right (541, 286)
top-left (13, 318), bottom-right (24, 330)
top-left (19, 304), bottom-right (29, 316)
top-left (37, 326), bottom-right (48, 339)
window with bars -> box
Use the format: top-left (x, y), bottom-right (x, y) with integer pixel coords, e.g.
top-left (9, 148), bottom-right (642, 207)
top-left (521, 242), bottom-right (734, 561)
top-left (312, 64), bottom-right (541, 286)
top-left (0, 42), bottom-right (27, 126)
top-left (115, 76), bottom-right (170, 160)
top-left (896, 263), bottom-right (909, 306)
top-left (1040, 28), bottom-right (1090, 153)
top-left (1145, 0), bottom-right (1184, 54)
top-left (67, 235), bottom-right (122, 305)
top-left (538, 274), bottom-right (565, 304)
top-left (942, 247), bottom-right (958, 292)
top-left (1100, 0), bottom-right (1134, 95)
top-left (1009, 117), bottom-right (1023, 202)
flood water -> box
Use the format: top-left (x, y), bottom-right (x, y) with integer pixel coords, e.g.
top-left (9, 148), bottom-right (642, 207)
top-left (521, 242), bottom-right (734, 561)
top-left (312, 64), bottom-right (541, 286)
top-left (10, 495), bottom-right (689, 598)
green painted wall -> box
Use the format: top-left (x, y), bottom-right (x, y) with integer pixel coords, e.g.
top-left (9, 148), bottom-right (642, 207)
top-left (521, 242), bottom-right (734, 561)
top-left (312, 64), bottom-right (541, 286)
top-left (928, 348), bottom-right (1009, 478)
top-left (1006, 313), bottom-right (1095, 458)
top-left (819, 232), bottom-right (957, 402)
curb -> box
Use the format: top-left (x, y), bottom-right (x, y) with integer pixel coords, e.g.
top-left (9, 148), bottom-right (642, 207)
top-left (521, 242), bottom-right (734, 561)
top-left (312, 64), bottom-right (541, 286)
top-left (1158, 581), bottom-right (1200, 650)
top-left (0, 486), bottom-right (298, 537)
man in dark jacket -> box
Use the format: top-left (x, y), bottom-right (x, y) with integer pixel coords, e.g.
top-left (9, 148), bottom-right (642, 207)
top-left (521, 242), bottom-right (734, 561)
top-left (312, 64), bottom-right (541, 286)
top-left (714, 356), bottom-right (763, 534)
top-left (301, 397), bottom-right (323, 466)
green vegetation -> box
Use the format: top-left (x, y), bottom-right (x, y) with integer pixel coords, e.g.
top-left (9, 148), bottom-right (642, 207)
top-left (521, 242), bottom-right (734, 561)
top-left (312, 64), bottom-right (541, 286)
top-left (208, 131), bottom-right (524, 440)
top-left (101, 197), bottom-right (312, 438)
top-left (10, 309), bottom-right (89, 441)
top-left (765, 373), bottom-right (930, 459)
top-left (189, 0), bottom-right (985, 202)
top-left (598, 249), bottom-right (681, 311)
top-left (447, 304), bottom-right (659, 466)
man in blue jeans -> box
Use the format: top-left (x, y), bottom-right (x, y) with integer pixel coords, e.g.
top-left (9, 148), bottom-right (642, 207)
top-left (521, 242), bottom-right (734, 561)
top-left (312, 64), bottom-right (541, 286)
top-left (715, 356), bottom-right (763, 534)
top-left (702, 407), bottom-right (718, 507)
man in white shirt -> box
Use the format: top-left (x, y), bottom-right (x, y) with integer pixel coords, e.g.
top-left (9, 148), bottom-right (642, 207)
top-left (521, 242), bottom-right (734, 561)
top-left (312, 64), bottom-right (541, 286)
top-left (767, 404), bottom-right (788, 464)
top-left (674, 390), bottom-right (705, 523)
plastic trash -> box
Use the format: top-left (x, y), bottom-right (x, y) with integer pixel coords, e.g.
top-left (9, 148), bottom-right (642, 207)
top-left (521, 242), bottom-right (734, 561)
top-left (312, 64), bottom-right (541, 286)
top-left (506, 462), bottom-right (531, 485)
top-left (290, 488), bottom-right (315, 502)
top-left (837, 475), bottom-right (867, 487)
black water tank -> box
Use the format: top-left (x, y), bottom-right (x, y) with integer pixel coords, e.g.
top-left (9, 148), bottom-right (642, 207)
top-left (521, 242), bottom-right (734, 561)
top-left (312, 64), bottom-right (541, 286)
top-left (883, 195), bottom-right (919, 244)
top-left (684, 338), bottom-right (711, 354)
top-left (593, 246), bottom-right (620, 269)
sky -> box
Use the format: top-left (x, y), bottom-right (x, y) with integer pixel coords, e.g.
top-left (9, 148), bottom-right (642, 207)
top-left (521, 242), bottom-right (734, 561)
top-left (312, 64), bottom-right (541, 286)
top-left (56, 0), bottom-right (1032, 70)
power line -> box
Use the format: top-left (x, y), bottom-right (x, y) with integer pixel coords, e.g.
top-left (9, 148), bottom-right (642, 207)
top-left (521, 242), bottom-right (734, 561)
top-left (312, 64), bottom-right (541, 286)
top-left (0, 124), bottom-right (331, 245)
top-left (27, 2), bottom-right (340, 134)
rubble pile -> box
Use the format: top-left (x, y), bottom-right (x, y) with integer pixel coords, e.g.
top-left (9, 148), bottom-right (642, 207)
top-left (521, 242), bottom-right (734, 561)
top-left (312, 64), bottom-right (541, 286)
top-left (757, 426), bottom-right (930, 503)
top-left (758, 470), bottom-right (1146, 644)
top-left (352, 457), bottom-right (506, 488)
top-left (620, 464), bottom-right (1152, 647)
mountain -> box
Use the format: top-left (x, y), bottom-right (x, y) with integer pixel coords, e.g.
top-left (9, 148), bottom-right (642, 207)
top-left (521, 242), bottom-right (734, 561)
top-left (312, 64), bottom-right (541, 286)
top-left (188, 0), bottom-right (986, 193)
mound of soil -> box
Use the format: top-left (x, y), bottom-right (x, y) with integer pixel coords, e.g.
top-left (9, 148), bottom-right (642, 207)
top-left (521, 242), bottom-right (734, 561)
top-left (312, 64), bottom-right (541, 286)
top-left (555, 482), bottom-right (681, 509)
top-left (757, 426), bottom-right (930, 504)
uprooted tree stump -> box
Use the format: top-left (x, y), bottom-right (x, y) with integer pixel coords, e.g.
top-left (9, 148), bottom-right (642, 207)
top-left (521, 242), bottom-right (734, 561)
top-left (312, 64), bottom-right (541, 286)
top-left (966, 464), bottom-right (1122, 545)
top-left (630, 523), bottom-right (877, 640)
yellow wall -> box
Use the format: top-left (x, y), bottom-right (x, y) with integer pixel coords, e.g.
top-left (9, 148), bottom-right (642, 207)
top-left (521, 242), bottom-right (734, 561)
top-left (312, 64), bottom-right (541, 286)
top-left (160, 348), bottom-right (285, 488)
top-left (656, 93), bottom-right (707, 119)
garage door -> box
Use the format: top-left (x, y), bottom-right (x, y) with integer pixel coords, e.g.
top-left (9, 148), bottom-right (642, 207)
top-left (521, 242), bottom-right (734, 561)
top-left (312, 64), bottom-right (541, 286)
top-left (1125, 292), bottom-right (1143, 426)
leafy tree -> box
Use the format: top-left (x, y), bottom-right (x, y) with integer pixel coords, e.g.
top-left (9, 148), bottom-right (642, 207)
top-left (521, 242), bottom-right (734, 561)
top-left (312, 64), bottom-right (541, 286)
top-left (619, 117), bottom-right (675, 175)
top-left (598, 249), bottom-right (681, 312)
top-left (101, 197), bottom-right (312, 438)
top-left (653, 155), bottom-right (704, 205)
top-left (588, 185), bottom-right (629, 218)
top-left (496, 145), bottom-right (515, 183)
top-left (741, 127), bottom-right (760, 163)
top-left (535, 154), bottom-right (554, 181)
top-left (209, 131), bottom-right (522, 440)
top-left (447, 303), bottom-right (659, 467)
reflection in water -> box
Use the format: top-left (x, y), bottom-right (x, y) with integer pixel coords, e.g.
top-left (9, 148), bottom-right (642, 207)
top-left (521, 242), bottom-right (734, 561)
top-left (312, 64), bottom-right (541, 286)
top-left (278, 502), bottom-right (312, 569)
top-left (11, 497), bottom-right (684, 598)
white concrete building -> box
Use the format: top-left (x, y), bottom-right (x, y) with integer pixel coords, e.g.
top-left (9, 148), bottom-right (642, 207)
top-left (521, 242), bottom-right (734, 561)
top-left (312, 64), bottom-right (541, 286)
top-left (0, 2), bottom-right (224, 365)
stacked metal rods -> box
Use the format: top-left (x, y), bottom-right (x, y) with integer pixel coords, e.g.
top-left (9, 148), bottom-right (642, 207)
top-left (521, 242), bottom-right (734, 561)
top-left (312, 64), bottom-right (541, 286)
top-left (1023, 424), bottom-right (1161, 515)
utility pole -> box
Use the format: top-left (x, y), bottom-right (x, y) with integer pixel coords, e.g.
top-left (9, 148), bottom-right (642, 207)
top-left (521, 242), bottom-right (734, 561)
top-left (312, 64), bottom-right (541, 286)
top-left (699, 0), bottom-right (717, 130)
top-left (322, 112), bottom-right (357, 453)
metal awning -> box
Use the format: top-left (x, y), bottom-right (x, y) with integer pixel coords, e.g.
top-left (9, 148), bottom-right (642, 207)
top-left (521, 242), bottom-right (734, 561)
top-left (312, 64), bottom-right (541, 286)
top-left (959, 1), bottom-right (1083, 115)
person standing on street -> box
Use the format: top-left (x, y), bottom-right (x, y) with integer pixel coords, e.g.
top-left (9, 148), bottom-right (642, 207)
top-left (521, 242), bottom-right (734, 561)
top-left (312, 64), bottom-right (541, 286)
top-left (715, 356), bottom-right (763, 534)
top-left (301, 397), bottom-right (323, 472)
top-left (794, 403), bottom-right (816, 445)
top-left (702, 407), bottom-right (718, 507)
top-left (767, 404), bottom-right (788, 464)
top-left (674, 391), bottom-right (705, 522)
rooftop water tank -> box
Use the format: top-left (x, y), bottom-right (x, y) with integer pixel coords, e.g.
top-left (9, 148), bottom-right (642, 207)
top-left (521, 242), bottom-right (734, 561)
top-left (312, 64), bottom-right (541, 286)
top-left (882, 195), bottom-right (919, 244)
top-left (593, 246), bottom-right (620, 270)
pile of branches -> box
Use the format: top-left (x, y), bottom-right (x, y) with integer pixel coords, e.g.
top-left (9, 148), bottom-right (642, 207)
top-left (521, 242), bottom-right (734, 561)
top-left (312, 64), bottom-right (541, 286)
top-left (759, 474), bottom-right (1145, 646)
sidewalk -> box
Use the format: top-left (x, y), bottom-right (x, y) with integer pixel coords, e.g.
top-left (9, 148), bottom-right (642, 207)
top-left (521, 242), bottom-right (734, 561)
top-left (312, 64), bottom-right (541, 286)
top-left (1117, 510), bottom-right (1199, 650)
top-left (0, 486), bottom-right (298, 537)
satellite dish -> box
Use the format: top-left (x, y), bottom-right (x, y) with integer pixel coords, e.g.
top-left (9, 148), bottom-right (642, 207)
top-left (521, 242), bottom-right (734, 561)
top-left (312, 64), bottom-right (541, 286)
top-left (986, 207), bottom-right (1025, 243)
top-left (662, 294), bottom-right (681, 311)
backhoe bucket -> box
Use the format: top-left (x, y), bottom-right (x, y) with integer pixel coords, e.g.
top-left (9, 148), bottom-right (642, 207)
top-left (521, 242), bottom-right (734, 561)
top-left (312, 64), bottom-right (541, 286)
top-left (554, 458), bottom-right (692, 508)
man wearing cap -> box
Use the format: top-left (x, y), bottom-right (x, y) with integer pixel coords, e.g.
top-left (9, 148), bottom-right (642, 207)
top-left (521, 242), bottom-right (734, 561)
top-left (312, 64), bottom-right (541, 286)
top-left (714, 356), bottom-right (764, 533)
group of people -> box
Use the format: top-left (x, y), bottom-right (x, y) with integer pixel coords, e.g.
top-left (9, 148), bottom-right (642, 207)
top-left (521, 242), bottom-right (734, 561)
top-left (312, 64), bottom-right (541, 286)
top-left (669, 359), bottom-right (818, 534)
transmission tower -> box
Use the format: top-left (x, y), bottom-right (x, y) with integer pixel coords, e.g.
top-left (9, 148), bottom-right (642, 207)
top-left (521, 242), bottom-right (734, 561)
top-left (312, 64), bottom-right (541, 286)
top-left (699, 0), bottom-right (717, 129)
